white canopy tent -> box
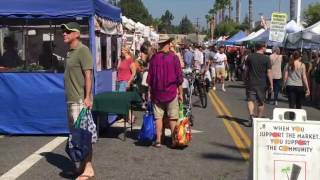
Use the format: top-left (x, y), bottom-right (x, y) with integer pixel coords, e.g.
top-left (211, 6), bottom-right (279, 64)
top-left (285, 20), bottom-right (304, 33)
top-left (286, 21), bottom-right (320, 49)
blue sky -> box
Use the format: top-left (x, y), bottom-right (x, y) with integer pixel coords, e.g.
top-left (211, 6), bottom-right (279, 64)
top-left (143, 0), bottom-right (318, 27)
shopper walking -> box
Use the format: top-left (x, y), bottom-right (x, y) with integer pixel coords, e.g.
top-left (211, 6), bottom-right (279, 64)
top-left (147, 36), bottom-right (183, 148)
top-left (62, 22), bottom-right (96, 180)
top-left (283, 51), bottom-right (310, 115)
top-left (244, 42), bottom-right (273, 127)
top-left (310, 51), bottom-right (320, 107)
top-left (268, 47), bottom-right (283, 106)
top-left (183, 45), bottom-right (194, 68)
top-left (213, 46), bottom-right (228, 92)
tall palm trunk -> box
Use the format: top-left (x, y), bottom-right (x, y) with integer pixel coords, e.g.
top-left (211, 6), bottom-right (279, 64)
top-left (221, 8), bottom-right (225, 21)
top-left (248, 0), bottom-right (253, 30)
top-left (236, 0), bottom-right (240, 23)
top-left (290, 0), bottom-right (297, 21)
top-left (228, 4), bottom-right (232, 21)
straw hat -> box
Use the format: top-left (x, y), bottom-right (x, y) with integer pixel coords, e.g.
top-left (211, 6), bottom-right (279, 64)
top-left (158, 34), bottom-right (174, 44)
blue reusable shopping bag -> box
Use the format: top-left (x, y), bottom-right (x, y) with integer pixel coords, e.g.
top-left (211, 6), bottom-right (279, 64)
top-left (138, 103), bottom-right (156, 143)
top-left (65, 108), bottom-right (92, 162)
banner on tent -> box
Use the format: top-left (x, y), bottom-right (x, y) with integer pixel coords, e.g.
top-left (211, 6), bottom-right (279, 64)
top-left (269, 12), bottom-right (287, 42)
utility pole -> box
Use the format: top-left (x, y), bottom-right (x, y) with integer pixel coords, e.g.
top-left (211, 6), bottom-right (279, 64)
top-left (209, 17), bottom-right (216, 40)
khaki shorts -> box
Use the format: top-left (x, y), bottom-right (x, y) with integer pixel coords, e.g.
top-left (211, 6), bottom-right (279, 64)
top-left (153, 96), bottom-right (179, 120)
top-left (67, 102), bottom-right (84, 129)
top-left (216, 67), bottom-right (225, 79)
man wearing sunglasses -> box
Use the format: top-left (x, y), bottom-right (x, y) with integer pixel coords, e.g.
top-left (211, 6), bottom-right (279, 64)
top-left (61, 22), bottom-right (95, 180)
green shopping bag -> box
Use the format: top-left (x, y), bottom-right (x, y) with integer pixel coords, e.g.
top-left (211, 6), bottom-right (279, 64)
top-left (74, 108), bottom-right (88, 128)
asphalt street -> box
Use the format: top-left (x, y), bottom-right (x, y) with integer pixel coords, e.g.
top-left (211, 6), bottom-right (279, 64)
top-left (0, 81), bottom-right (319, 180)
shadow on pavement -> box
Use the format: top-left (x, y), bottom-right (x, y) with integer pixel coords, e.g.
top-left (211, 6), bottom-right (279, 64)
top-left (98, 126), bottom-right (140, 141)
top-left (217, 115), bottom-right (249, 127)
top-left (40, 152), bottom-right (76, 179)
top-left (201, 153), bottom-right (245, 162)
top-left (210, 142), bottom-right (250, 152)
top-left (227, 84), bottom-right (246, 89)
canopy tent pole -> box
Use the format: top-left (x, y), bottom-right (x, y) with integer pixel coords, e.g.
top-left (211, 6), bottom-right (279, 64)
top-left (89, 16), bottom-right (97, 94)
top-left (49, 20), bottom-right (53, 70)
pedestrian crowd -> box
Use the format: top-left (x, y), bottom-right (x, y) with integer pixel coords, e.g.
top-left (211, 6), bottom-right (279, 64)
top-left (61, 21), bottom-right (320, 179)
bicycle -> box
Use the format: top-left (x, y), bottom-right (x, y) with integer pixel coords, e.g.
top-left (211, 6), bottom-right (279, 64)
top-left (182, 68), bottom-right (208, 126)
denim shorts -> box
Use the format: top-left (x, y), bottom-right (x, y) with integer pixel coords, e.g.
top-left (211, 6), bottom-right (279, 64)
top-left (117, 81), bottom-right (128, 92)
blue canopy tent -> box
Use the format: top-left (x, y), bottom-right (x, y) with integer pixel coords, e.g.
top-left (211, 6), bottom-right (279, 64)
top-left (0, 0), bottom-right (122, 134)
top-left (223, 31), bottom-right (246, 45)
top-left (249, 30), bottom-right (283, 47)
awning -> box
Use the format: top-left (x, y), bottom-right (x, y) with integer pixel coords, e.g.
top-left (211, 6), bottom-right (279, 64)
top-left (0, 0), bottom-right (121, 22)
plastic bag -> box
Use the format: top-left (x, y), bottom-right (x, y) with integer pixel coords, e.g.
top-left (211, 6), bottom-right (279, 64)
top-left (173, 104), bottom-right (192, 147)
top-left (138, 103), bottom-right (156, 143)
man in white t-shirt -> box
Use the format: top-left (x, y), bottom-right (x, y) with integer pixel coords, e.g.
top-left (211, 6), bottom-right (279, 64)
top-left (213, 46), bottom-right (228, 92)
top-left (194, 46), bottom-right (204, 70)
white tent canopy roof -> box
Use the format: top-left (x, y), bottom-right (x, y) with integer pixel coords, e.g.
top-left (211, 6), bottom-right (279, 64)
top-left (286, 21), bottom-right (320, 48)
top-left (236, 29), bottom-right (265, 42)
top-left (285, 20), bottom-right (304, 33)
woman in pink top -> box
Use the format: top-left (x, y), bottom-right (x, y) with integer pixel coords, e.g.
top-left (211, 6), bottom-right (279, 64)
top-left (117, 46), bottom-right (136, 92)
top-left (117, 46), bottom-right (137, 123)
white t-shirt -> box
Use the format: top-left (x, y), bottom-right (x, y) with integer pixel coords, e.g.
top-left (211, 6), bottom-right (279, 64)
top-left (194, 49), bottom-right (204, 65)
top-left (214, 53), bottom-right (227, 69)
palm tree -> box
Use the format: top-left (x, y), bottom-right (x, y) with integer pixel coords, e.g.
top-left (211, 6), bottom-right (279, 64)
top-left (290, 0), bottom-right (297, 21)
top-left (226, 0), bottom-right (232, 21)
top-left (248, 0), bottom-right (253, 30)
top-left (236, 0), bottom-right (240, 23)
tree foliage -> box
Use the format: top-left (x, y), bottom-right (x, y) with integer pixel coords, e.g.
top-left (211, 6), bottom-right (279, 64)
top-left (304, 2), bottom-right (320, 26)
top-left (214, 21), bottom-right (239, 37)
top-left (118, 0), bottom-right (153, 25)
top-left (179, 16), bottom-right (194, 34)
top-left (158, 10), bottom-right (174, 33)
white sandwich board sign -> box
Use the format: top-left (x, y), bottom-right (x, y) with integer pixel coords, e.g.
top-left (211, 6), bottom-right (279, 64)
top-left (253, 108), bottom-right (320, 180)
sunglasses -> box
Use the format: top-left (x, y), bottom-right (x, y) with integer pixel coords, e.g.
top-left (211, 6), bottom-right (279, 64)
top-left (63, 30), bottom-right (73, 34)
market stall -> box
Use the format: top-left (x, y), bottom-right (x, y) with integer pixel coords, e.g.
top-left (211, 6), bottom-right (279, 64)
top-left (0, 0), bottom-right (122, 134)
top-left (223, 31), bottom-right (246, 45)
top-left (285, 21), bottom-right (320, 49)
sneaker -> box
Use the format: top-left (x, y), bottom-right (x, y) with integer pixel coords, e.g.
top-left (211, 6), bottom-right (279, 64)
top-left (274, 101), bottom-right (278, 106)
top-left (213, 86), bottom-right (216, 91)
top-left (222, 88), bottom-right (226, 92)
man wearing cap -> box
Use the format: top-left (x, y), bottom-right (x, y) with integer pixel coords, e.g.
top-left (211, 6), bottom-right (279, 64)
top-left (147, 36), bottom-right (183, 148)
top-left (61, 22), bottom-right (95, 179)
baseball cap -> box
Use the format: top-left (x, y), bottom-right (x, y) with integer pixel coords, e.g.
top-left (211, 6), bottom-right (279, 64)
top-left (61, 22), bottom-right (81, 33)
